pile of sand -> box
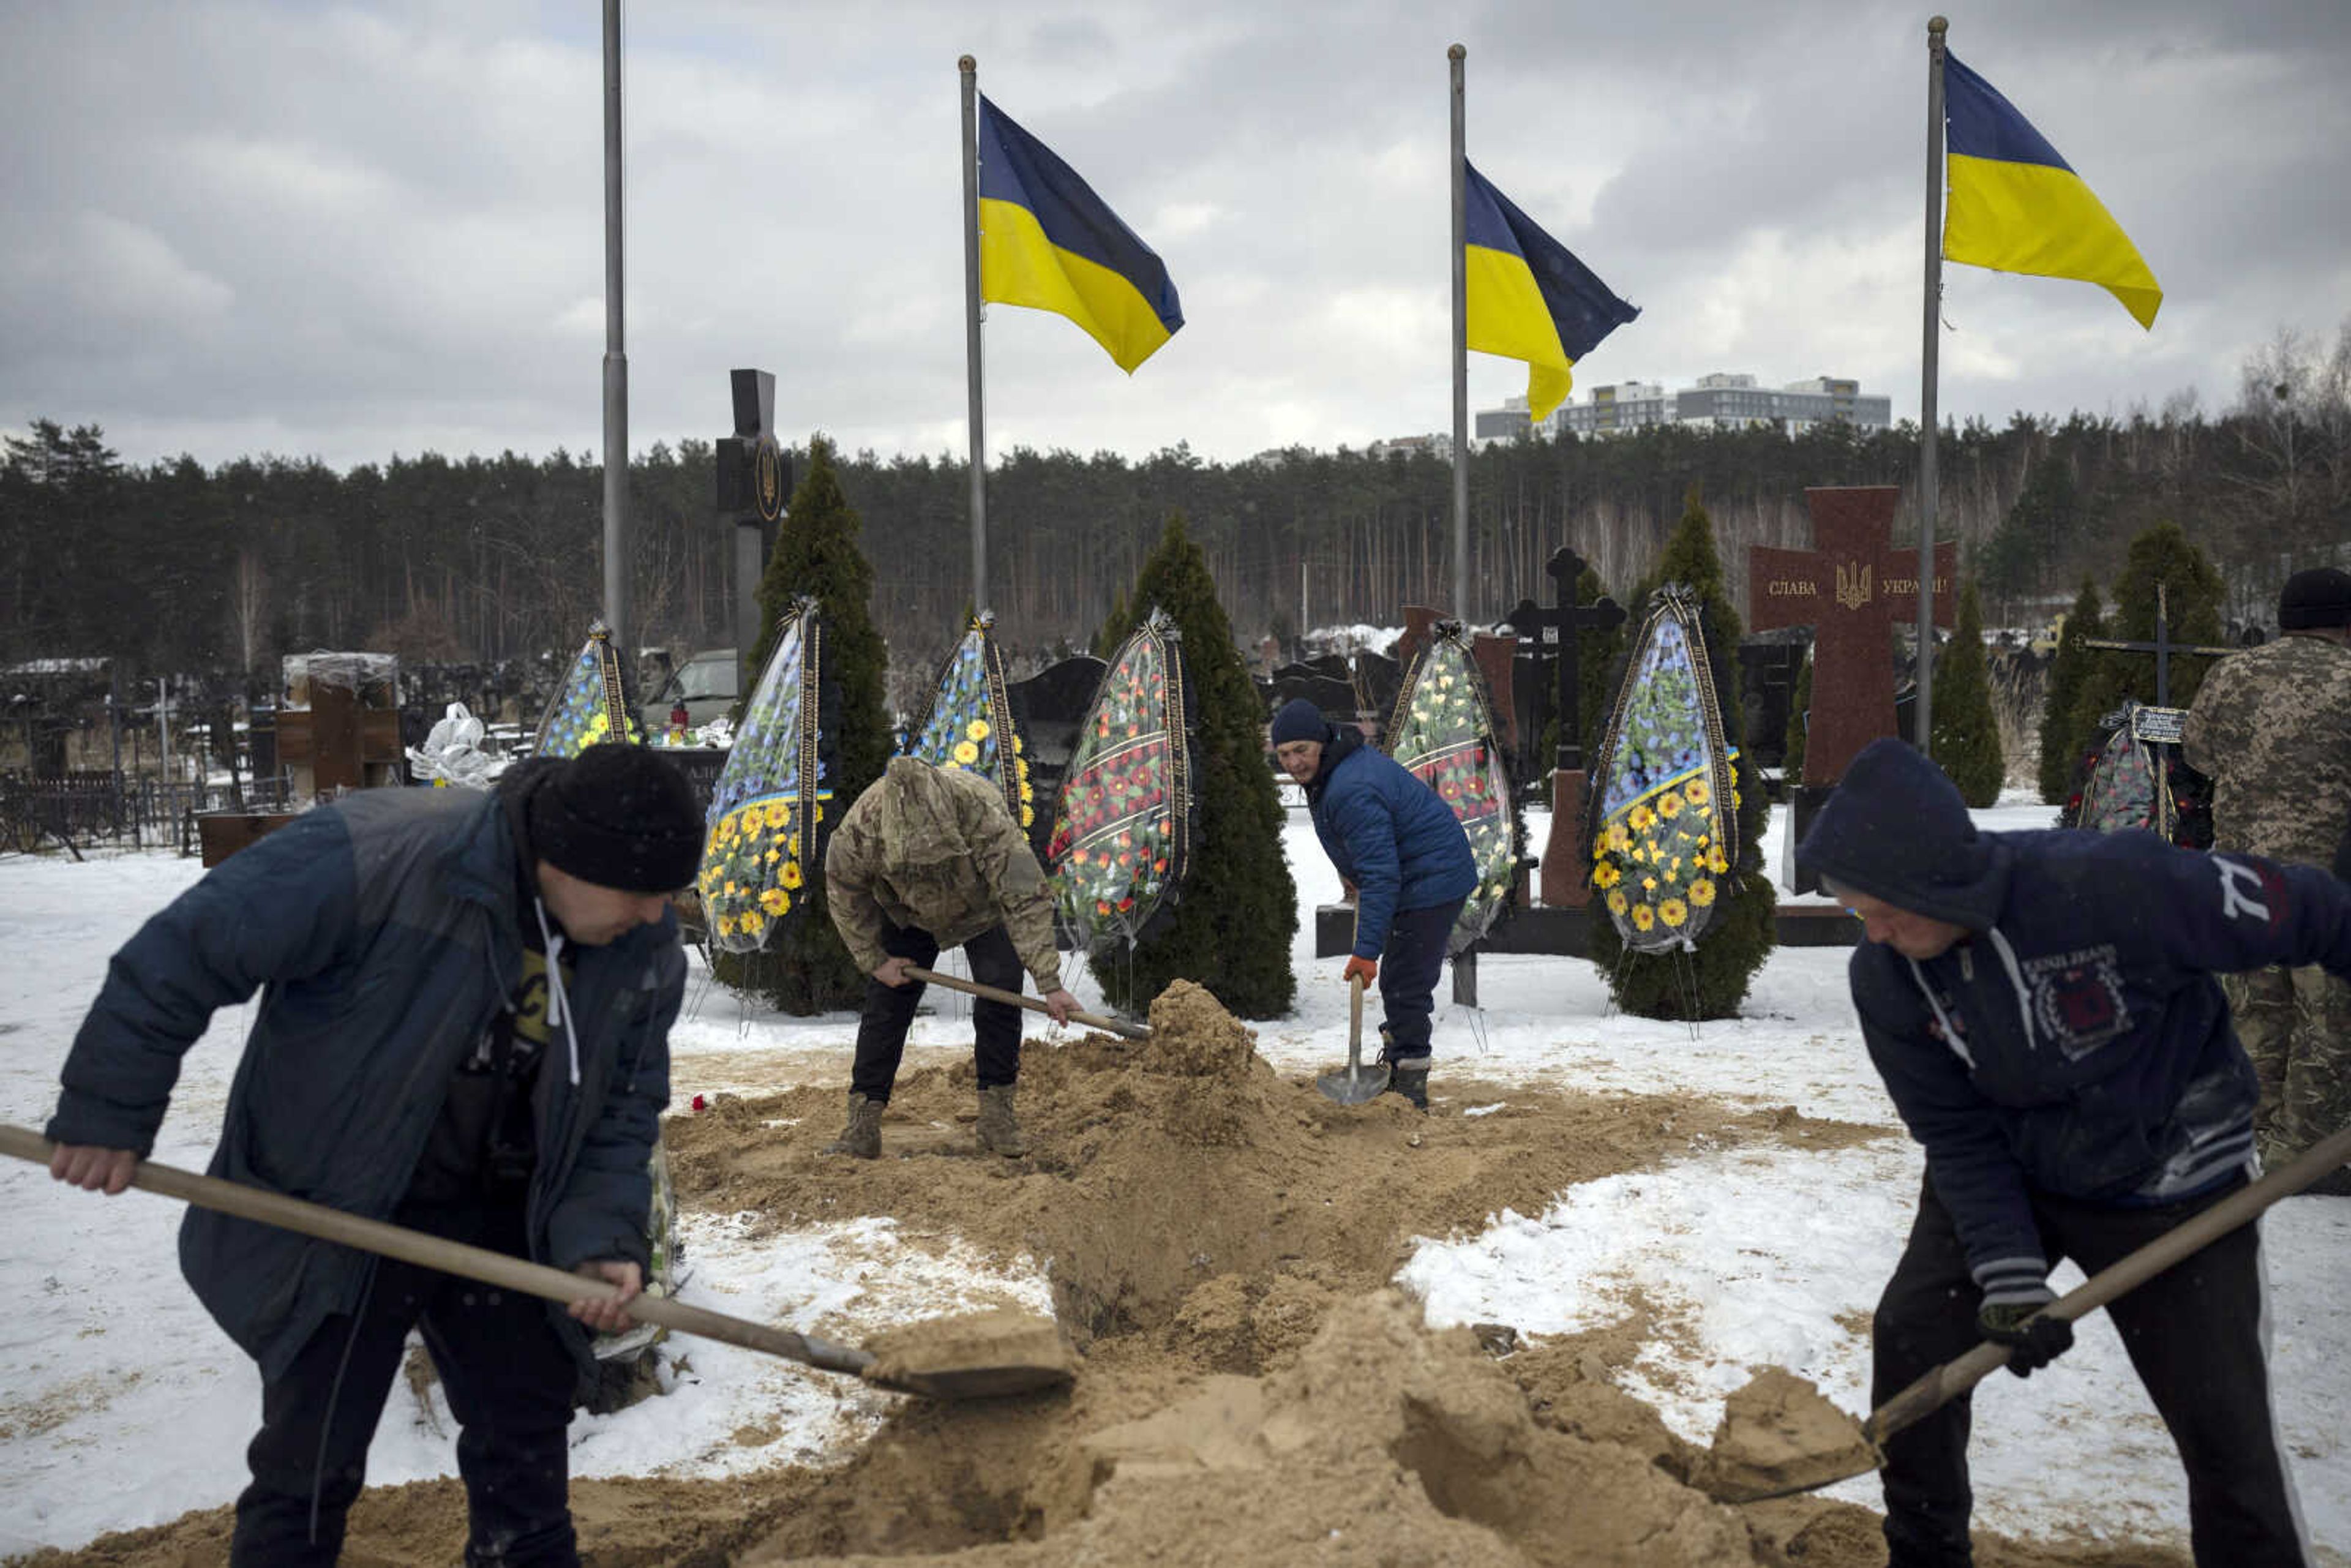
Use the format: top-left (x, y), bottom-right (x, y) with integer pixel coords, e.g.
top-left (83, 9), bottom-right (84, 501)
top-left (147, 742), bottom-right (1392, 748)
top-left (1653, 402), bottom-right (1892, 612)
top-left (15, 983), bottom-right (2190, 1568)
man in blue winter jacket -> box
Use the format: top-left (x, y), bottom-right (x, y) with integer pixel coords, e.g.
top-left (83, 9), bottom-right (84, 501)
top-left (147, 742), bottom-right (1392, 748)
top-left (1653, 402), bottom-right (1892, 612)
top-left (44, 743), bottom-right (701, 1567)
top-left (1272, 696), bottom-right (1475, 1110)
top-left (1799, 737), bottom-right (2351, 1568)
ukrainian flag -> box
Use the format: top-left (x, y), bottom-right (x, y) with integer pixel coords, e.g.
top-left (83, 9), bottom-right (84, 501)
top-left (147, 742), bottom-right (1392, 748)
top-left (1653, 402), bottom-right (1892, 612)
top-left (1942, 53), bottom-right (2162, 329)
top-left (1464, 161), bottom-right (1638, 422)
top-left (978, 96), bottom-right (1183, 373)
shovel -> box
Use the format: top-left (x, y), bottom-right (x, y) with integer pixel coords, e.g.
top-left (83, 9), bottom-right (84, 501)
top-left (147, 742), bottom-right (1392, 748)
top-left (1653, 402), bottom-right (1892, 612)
top-left (1316, 973), bottom-right (1390, 1105)
top-left (1, 1124), bottom-right (1074, 1402)
top-left (902, 965), bottom-right (1150, 1041)
top-left (1698, 1117), bottom-right (2351, 1502)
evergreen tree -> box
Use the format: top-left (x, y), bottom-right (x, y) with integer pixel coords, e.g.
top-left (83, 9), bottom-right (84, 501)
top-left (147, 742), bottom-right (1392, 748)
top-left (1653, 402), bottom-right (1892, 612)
top-left (2061, 522), bottom-right (2225, 790)
top-left (2038, 577), bottom-right (2104, 805)
top-left (1587, 489), bottom-right (1776, 1019)
top-left (1783, 651), bottom-right (1812, 781)
top-left (1088, 513), bottom-right (1297, 1018)
top-left (715, 435), bottom-right (896, 1014)
top-left (1931, 577), bottom-right (2006, 806)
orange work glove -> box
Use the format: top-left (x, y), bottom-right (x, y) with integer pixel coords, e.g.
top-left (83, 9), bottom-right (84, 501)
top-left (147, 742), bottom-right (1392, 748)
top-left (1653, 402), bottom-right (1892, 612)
top-left (1343, 955), bottom-right (1378, 987)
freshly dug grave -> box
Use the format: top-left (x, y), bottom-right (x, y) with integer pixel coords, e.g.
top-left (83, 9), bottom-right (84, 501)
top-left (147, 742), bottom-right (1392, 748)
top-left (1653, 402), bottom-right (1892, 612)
top-left (9, 984), bottom-right (2189, 1568)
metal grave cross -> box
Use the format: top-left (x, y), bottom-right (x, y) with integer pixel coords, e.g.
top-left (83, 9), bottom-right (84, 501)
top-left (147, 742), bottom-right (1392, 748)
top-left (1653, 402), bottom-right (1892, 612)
top-left (2078, 583), bottom-right (2238, 711)
top-left (1502, 546), bottom-right (1626, 773)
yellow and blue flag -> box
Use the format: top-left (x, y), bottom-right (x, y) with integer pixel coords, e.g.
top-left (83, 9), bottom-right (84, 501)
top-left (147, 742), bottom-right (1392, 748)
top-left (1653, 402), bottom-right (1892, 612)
top-left (978, 96), bottom-right (1183, 373)
top-left (1464, 161), bottom-right (1638, 422)
top-left (1942, 52), bottom-right (2162, 330)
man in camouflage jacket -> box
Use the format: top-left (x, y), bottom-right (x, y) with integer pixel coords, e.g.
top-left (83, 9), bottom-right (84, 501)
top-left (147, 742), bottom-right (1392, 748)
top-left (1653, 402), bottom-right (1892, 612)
top-left (2184, 566), bottom-right (2351, 1188)
top-left (822, 756), bottom-right (1078, 1158)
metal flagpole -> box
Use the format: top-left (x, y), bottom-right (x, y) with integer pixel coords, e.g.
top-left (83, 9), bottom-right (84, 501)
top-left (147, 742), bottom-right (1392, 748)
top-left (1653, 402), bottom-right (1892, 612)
top-left (960, 56), bottom-right (989, 615)
top-left (1916, 15), bottom-right (1948, 753)
top-left (1449, 44), bottom-right (1469, 621)
top-left (601, 0), bottom-right (631, 650)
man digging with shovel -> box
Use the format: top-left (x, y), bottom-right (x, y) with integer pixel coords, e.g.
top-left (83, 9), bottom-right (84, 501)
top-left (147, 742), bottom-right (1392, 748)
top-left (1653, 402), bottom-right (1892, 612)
top-left (823, 756), bottom-right (1078, 1158)
top-left (42, 743), bottom-right (700, 1567)
top-left (1272, 696), bottom-right (1474, 1111)
top-left (1800, 737), bottom-right (2351, 1568)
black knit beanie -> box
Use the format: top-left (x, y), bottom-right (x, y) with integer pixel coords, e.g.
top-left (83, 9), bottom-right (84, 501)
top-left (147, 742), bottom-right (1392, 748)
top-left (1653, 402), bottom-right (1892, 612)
top-left (527, 744), bottom-right (705, 892)
top-left (2279, 567), bottom-right (2351, 631)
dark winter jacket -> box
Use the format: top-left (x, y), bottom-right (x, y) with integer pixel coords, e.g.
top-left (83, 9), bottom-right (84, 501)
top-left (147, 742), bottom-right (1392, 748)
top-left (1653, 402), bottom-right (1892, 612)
top-left (1799, 738), bottom-right (2351, 1302)
top-left (47, 786), bottom-right (681, 1387)
top-left (1306, 724), bottom-right (1477, 960)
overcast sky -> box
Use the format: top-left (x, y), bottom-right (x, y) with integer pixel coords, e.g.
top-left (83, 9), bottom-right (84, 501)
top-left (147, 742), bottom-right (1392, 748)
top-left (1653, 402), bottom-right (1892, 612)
top-left (4, 0), bottom-right (2347, 476)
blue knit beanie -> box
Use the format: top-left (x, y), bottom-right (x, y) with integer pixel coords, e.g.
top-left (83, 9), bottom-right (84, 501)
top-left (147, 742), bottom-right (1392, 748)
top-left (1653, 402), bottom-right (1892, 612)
top-left (1269, 697), bottom-right (1330, 748)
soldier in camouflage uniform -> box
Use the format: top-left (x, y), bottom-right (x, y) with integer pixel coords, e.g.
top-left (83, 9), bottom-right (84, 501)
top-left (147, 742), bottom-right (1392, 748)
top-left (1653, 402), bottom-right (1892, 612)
top-left (2183, 566), bottom-right (2351, 1191)
top-left (822, 756), bottom-right (1078, 1159)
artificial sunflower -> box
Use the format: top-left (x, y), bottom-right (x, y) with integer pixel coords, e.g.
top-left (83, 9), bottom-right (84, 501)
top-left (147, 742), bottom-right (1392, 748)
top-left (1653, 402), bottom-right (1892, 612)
top-left (759, 888), bottom-right (790, 915)
top-left (1631, 904), bottom-right (1656, 932)
top-left (1593, 863), bottom-right (1621, 889)
top-left (1606, 888), bottom-right (1629, 916)
top-left (967, 719), bottom-right (991, 741)
top-left (1689, 878), bottom-right (1716, 907)
top-left (1684, 778), bottom-right (1712, 808)
top-left (953, 740), bottom-right (980, 765)
top-left (1630, 804), bottom-right (1657, 831)
top-left (781, 861), bottom-right (803, 890)
top-left (1658, 790), bottom-right (1684, 819)
top-left (1659, 898), bottom-right (1689, 928)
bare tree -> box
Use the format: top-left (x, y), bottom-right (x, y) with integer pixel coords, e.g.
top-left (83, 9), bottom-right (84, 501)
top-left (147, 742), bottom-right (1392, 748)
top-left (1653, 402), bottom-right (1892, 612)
top-left (230, 546), bottom-right (269, 676)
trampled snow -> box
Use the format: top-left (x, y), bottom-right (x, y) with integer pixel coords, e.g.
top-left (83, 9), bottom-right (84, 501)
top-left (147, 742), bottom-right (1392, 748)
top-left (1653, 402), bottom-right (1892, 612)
top-left (1, 801), bottom-right (2343, 1561)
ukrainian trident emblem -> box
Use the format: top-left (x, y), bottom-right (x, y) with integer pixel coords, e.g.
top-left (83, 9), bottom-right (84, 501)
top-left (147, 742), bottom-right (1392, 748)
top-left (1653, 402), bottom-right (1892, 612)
top-left (1834, 561), bottom-right (1872, 610)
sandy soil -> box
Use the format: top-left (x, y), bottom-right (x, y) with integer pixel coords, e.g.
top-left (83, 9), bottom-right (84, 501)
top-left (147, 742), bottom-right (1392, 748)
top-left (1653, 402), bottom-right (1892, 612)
top-left (9, 983), bottom-right (2191, 1568)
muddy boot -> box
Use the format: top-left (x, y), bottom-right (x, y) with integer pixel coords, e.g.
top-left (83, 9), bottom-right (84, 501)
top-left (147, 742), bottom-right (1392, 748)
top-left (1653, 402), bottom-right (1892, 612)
top-left (823, 1093), bottom-right (883, 1160)
top-left (975, 1083), bottom-right (1028, 1157)
top-left (1378, 1031), bottom-right (1431, 1112)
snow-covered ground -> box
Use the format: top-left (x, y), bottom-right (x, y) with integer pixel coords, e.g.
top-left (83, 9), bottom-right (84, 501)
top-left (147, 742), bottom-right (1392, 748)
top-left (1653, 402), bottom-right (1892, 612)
top-left (2, 800), bottom-right (2344, 1562)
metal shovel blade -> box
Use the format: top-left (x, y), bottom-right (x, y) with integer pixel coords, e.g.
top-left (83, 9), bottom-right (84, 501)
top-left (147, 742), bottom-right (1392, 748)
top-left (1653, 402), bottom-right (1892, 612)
top-left (1316, 973), bottom-right (1390, 1105)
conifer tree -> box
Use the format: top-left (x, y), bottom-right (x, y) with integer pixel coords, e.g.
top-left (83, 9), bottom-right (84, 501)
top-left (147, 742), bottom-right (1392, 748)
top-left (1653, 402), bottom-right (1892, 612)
top-left (1783, 651), bottom-right (1813, 781)
top-left (1088, 513), bottom-right (1297, 1018)
top-left (1587, 489), bottom-right (1775, 1018)
top-left (1931, 577), bottom-right (2006, 806)
top-left (716, 435), bottom-right (895, 1014)
top-left (2038, 577), bottom-right (2104, 805)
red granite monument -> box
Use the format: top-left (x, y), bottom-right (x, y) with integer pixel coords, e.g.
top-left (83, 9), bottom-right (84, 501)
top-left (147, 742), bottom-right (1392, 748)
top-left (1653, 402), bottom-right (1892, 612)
top-left (1749, 486), bottom-right (1956, 787)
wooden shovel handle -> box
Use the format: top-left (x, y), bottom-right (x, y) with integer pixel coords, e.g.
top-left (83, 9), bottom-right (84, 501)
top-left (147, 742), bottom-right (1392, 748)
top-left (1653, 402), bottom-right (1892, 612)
top-left (1864, 1119), bottom-right (2351, 1447)
top-left (1349, 973), bottom-right (1365, 1059)
top-left (0, 1124), bottom-right (876, 1378)
top-left (902, 965), bottom-right (1149, 1040)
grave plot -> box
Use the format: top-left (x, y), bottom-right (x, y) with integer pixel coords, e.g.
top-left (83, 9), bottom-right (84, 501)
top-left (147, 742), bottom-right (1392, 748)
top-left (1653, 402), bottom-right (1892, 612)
top-left (30, 980), bottom-right (2207, 1568)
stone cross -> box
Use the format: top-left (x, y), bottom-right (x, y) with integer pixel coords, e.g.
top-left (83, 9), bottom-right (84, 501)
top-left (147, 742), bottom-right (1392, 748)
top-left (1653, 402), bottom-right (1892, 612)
top-left (714, 369), bottom-right (792, 664)
top-left (1748, 487), bottom-right (1956, 786)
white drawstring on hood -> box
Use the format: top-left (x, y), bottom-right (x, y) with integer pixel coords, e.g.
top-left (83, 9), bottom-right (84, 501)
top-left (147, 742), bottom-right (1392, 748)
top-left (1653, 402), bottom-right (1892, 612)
top-left (533, 896), bottom-right (581, 1086)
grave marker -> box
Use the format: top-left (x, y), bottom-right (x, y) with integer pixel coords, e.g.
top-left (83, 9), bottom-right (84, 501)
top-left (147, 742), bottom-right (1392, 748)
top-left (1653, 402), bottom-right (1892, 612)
top-left (714, 368), bottom-right (792, 666)
top-left (1748, 487), bottom-right (1957, 786)
top-left (1502, 546), bottom-right (1625, 907)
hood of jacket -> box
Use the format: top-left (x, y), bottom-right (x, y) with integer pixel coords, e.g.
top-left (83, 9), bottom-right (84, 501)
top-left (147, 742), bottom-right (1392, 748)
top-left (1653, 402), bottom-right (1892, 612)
top-left (1796, 737), bottom-right (2009, 928)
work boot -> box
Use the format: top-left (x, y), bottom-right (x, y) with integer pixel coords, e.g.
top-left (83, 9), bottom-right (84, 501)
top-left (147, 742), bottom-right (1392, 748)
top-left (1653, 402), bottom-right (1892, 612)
top-left (975, 1083), bottom-right (1028, 1157)
top-left (1379, 1030), bottom-right (1430, 1112)
top-left (823, 1093), bottom-right (883, 1160)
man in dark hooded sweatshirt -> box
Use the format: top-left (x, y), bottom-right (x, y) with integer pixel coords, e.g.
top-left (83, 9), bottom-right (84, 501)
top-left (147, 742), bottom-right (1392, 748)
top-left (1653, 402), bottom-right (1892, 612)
top-left (1799, 737), bottom-right (2351, 1568)
top-left (44, 743), bottom-right (702, 1567)
top-left (1271, 696), bottom-right (1475, 1110)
